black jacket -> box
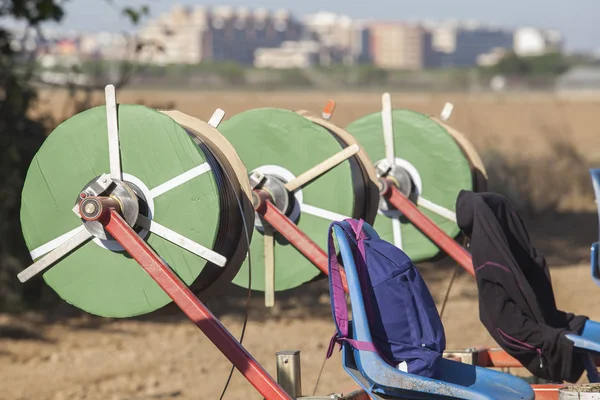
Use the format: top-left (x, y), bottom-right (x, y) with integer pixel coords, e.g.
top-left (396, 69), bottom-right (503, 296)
top-left (456, 190), bottom-right (588, 383)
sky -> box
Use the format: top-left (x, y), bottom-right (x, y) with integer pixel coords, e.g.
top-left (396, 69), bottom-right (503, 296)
top-left (42, 0), bottom-right (600, 52)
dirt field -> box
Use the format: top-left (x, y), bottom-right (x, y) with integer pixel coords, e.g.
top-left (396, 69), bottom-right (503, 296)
top-left (3, 89), bottom-right (600, 399)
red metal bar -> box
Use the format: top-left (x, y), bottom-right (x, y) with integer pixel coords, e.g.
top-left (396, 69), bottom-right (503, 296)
top-left (380, 179), bottom-right (474, 276)
top-left (478, 347), bottom-right (600, 368)
top-left (254, 189), bottom-right (349, 293)
top-left (84, 203), bottom-right (293, 400)
top-left (485, 348), bottom-right (523, 368)
top-left (531, 384), bottom-right (563, 400)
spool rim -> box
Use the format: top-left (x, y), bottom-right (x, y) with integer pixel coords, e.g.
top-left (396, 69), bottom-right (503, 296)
top-left (346, 108), bottom-right (474, 263)
top-left (160, 110), bottom-right (254, 301)
top-left (20, 105), bottom-right (244, 317)
top-left (219, 108), bottom-right (377, 292)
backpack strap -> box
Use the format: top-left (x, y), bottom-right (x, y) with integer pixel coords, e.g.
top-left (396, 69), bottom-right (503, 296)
top-left (342, 219), bottom-right (379, 332)
top-left (326, 220), bottom-right (379, 358)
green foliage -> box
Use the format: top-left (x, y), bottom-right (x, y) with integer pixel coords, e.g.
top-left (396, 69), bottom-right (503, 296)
top-left (490, 51), bottom-right (570, 77)
top-left (492, 52), bottom-right (531, 76)
top-left (280, 68), bottom-right (312, 87)
top-left (354, 64), bottom-right (389, 85)
top-left (212, 61), bottom-right (246, 84)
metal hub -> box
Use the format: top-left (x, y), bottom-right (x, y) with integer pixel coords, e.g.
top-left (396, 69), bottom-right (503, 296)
top-left (375, 161), bottom-right (414, 215)
top-left (249, 170), bottom-right (299, 230)
top-left (74, 174), bottom-right (144, 240)
top-left (257, 175), bottom-right (291, 216)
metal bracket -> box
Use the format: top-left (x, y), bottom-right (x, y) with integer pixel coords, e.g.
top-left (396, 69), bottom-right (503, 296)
top-left (277, 350), bottom-right (302, 398)
top-left (250, 171), bottom-right (267, 190)
top-left (72, 173), bottom-right (114, 215)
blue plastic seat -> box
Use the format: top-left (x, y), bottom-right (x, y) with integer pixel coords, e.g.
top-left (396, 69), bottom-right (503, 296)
top-left (589, 168), bottom-right (600, 286)
top-left (333, 224), bottom-right (535, 400)
top-left (565, 320), bottom-right (600, 383)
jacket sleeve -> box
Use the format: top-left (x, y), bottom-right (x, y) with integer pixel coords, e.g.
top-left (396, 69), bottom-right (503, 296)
top-left (478, 277), bottom-right (583, 382)
top-left (478, 277), bottom-right (547, 352)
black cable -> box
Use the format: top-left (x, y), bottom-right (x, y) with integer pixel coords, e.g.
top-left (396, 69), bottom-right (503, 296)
top-left (312, 356), bottom-right (328, 396)
top-left (216, 161), bottom-right (253, 400)
top-left (439, 263), bottom-right (460, 320)
top-left (440, 237), bottom-right (469, 320)
top-left (312, 292), bottom-right (349, 395)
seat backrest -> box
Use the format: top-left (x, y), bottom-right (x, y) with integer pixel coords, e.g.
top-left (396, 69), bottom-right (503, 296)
top-left (590, 168), bottom-right (600, 223)
top-left (589, 169), bottom-right (600, 285)
top-left (326, 219), bottom-right (445, 379)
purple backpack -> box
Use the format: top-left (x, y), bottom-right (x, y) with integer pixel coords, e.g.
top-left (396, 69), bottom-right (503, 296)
top-left (325, 219), bottom-right (446, 379)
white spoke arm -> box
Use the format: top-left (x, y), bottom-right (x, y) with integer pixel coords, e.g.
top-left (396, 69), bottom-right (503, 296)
top-left (136, 215), bottom-right (227, 267)
top-left (300, 204), bottom-right (350, 222)
top-left (392, 217), bottom-right (403, 250)
top-left (417, 197), bottom-right (457, 223)
top-left (105, 84), bottom-right (122, 181)
top-left (381, 92), bottom-right (395, 168)
top-left (263, 223), bottom-right (275, 308)
top-left (18, 228), bottom-right (93, 283)
top-left (208, 108), bottom-right (225, 128)
top-left (440, 102), bottom-right (454, 121)
top-left (284, 144), bottom-right (360, 192)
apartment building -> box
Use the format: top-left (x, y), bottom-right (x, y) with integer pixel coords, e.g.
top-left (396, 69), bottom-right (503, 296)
top-left (137, 5), bottom-right (303, 65)
top-left (427, 21), bottom-right (514, 67)
top-left (368, 22), bottom-right (427, 70)
top-left (303, 12), bottom-right (371, 65)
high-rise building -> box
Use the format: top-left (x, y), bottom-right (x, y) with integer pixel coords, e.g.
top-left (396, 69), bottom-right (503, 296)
top-left (426, 21), bottom-right (514, 67)
top-left (368, 22), bottom-right (427, 70)
top-left (137, 5), bottom-right (303, 65)
top-left (303, 12), bottom-right (370, 65)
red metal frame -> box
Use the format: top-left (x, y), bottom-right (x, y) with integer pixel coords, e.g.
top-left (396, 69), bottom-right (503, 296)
top-left (82, 197), bottom-right (293, 400)
top-left (380, 179), bottom-right (474, 276)
top-left (254, 188), bottom-right (349, 293)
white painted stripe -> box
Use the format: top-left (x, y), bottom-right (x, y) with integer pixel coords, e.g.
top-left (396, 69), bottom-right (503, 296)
top-left (381, 92), bottom-right (395, 168)
top-left (392, 217), bottom-right (403, 250)
top-left (417, 197), bottom-right (457, 223)
top-left (20, 228), bottom-right (92, 282)
top-left (30, 225), bottom-right (87, 260)
top-left (136, 215), bottom-right (226, 267)
top-left (105, 84), bottom-right (122, 180)
top-left (300, 204), bottom-right (350, 222)
top-left (149, 163), bottom-right (211, 198)
top-left (208, 108), bottom-right (225, 128)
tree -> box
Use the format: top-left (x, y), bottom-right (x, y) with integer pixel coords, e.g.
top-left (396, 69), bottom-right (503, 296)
top-left (492, 52), bottom-right (531, 77)
top-left (492, 51), bottom-right (570, 77)
top-left (0, 0), bottom-right (150, 312)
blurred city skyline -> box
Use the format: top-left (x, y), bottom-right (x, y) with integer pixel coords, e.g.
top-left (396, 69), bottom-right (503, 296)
top-left (45, 0), bottom-right (598, 52)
